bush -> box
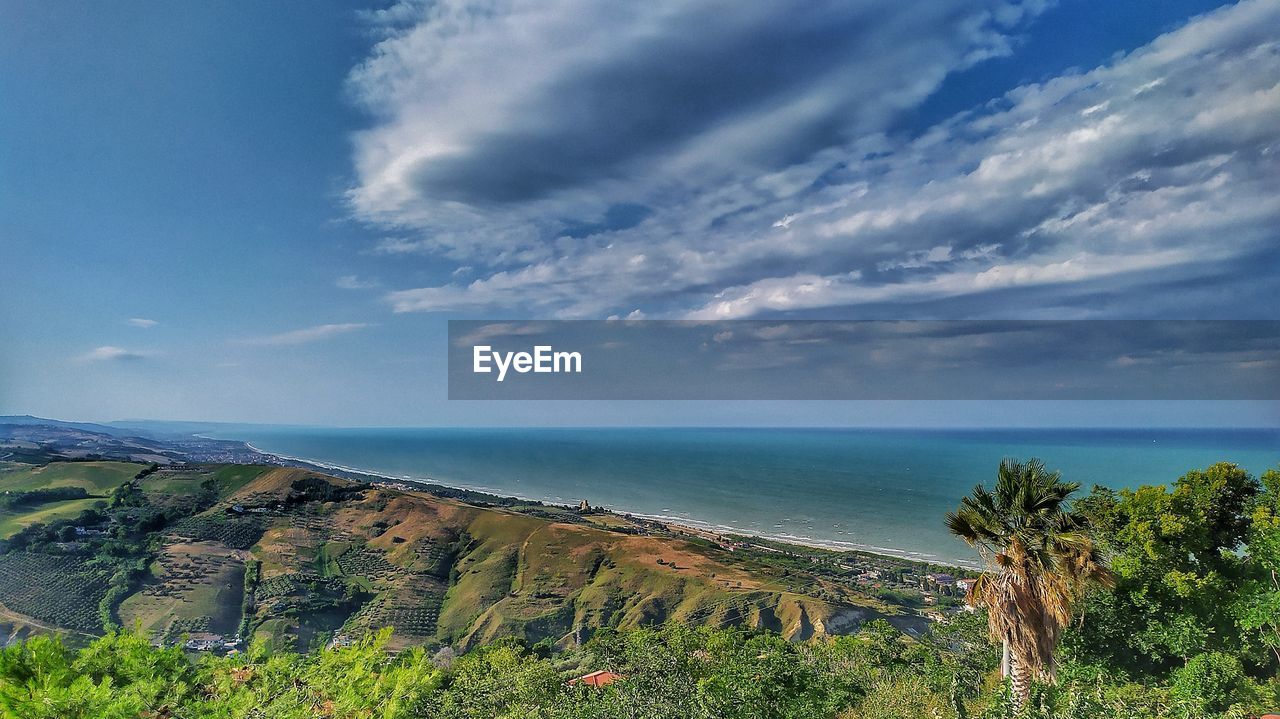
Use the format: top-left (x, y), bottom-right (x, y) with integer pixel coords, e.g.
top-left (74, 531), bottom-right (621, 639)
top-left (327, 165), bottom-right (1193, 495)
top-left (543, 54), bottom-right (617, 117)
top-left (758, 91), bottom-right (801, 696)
top-left (1170, 652), bottom-right (1246, 714)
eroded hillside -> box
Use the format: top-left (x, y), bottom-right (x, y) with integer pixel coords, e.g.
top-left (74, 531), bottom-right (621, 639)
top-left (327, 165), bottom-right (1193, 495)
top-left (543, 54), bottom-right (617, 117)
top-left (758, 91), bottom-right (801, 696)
top-left (204, 467), bottom-right (878, 650)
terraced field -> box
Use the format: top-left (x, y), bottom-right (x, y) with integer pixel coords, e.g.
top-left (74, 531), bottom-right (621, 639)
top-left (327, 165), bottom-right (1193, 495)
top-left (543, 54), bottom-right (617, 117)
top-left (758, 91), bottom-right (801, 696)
top-left (170, 514), bottom-right (269, 549)
top-left (342, 573), bottom-right (446, 644)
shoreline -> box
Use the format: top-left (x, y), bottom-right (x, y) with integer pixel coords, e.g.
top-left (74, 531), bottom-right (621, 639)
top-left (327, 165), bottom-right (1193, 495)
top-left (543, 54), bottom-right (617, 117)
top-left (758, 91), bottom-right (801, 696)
top-left (236, 439), bottom-right (978, 570)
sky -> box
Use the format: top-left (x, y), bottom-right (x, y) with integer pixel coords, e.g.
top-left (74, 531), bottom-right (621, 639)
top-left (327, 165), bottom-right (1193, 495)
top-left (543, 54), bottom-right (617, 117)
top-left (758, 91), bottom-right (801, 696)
top-left (1, 0), bottom-right (1277, 427)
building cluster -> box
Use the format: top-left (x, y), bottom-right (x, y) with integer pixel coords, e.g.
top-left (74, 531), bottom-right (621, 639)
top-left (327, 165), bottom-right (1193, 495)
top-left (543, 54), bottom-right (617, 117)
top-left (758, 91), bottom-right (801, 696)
top-left (180, 633), bottom-right (242, 654)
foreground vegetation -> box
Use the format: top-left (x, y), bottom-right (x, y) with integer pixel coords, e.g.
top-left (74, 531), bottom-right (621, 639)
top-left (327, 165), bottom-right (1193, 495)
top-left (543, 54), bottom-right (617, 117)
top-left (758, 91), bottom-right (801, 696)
top-left (0, 612), bottom-right (1275, 719)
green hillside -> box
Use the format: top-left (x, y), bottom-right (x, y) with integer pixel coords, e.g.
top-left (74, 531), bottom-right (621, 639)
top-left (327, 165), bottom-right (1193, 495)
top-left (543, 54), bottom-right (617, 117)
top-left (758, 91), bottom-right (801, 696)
top-left (0, 460), bottom-right (138, 494)
top-left (0, 461), bottom-right (137, 537)
top-left (0, 461), bottom-right (923, 653)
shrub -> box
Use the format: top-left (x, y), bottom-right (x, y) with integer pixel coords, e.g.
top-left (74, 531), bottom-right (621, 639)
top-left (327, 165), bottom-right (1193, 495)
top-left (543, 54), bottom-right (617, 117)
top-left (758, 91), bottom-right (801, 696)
top-left (1170, 652), bottom-right (1246, 714)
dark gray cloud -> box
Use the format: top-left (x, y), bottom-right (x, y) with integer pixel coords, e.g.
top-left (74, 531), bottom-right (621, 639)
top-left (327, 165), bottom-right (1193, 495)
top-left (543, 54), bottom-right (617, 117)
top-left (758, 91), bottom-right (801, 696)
top-left (349, 0), bottom-right (1037, 235)
top-left (399, 1), bottom-right (986, 204)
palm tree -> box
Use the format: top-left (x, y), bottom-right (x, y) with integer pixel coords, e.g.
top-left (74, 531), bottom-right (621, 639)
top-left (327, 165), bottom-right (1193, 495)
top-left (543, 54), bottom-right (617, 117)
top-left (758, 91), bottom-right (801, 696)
top-left (945, 458), bottom-right (1111, 709)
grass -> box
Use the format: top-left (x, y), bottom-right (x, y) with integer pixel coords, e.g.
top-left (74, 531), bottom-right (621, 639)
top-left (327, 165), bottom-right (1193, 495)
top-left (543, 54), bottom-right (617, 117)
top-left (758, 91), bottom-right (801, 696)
top-left (208, 465), bottom-right (273, 497)
top-left (0, 498), bottom-right (105, 537)
top-left (0, 461), bottom-right (139, 538)
top-left (118, 543), bottom-right (246, 639)
top-left (313, 540), bottom-right (350, 579)
top-left (141, 474), bottom-right (208, 498)
top-left (0, 461), bottom-right (138, 494)
top-left (140, 465), bottom-right (272, 502)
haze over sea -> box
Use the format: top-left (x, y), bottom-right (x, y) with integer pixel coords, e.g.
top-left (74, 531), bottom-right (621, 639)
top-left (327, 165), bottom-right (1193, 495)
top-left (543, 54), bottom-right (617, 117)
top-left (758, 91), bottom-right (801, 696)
top-left (211, 427), bottom-right (1280, 566)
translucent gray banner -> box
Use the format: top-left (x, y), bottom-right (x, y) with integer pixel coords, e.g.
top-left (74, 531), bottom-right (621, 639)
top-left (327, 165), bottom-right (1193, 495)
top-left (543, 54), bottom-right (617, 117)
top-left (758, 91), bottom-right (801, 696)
top-left (447, 320), bottom-right (1280, 400)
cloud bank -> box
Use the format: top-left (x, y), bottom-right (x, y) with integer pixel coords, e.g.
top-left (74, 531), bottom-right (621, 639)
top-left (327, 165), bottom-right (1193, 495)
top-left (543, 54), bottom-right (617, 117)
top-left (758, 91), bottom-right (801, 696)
top-left (350, 0), bottom-right (1280, 319)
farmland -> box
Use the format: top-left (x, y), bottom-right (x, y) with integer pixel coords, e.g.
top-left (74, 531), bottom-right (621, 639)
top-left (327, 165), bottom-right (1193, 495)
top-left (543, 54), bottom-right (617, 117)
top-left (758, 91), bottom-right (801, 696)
top-left (117, 542), bottom-right (246, 642)
top-left (0, 552), bottom-right (111, 633)
top-left (170, 513), bottom-right (269, 550)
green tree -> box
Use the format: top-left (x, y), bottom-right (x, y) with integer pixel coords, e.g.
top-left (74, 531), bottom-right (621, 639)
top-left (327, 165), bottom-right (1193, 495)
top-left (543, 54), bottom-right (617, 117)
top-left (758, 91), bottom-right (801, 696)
top-left (1067, 463), bottom-right (1264, 675)
top-left (1170, 652), bottom-right (1247, 715)
top-left (1235, 468), bottom-right (1280, 666)
top-left (945, 458), bottom-right (1112, 710)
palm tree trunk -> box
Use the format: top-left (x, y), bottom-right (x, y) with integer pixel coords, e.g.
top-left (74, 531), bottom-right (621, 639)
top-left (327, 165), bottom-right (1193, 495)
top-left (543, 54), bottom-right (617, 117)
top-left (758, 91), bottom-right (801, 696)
top-left (1001, 639), bottom-right (1010, 678)
top-left (1271, 571), bottom-right (1280, 665)
top-left (1009, 654), bottom-right (1032, 710)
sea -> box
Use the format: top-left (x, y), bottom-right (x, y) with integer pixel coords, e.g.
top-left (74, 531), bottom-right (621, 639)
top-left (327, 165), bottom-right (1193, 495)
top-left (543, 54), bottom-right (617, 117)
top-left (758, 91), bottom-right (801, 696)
top-left (207, 427), bottom-right (1280, 567)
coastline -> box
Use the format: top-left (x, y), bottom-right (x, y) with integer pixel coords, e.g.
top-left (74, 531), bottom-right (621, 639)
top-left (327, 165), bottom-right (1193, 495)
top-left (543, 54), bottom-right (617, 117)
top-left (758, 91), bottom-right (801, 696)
top-left (236, 439), bottom-right (979, 570)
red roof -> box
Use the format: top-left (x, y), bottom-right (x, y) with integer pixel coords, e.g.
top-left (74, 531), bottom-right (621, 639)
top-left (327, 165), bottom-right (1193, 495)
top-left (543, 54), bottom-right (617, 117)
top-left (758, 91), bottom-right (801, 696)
top-left (568, 670), bottom-right (623, 687)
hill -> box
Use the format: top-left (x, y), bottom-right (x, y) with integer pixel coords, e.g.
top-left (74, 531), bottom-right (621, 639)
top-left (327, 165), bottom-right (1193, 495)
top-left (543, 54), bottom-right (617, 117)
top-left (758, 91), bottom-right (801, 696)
top-left (0, 419), bottom-right (275, 466)
top-left (0, 415), bottom-right (133, 437)
top-left (0, 460), bottom-right (944, 652)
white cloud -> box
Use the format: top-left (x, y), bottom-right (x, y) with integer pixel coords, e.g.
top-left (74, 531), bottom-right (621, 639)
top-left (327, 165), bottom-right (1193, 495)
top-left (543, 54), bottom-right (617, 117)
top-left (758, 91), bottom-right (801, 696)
top-left (77, 346), bottom-right (153, 362)
top-left (237, 323), bottom-right (370, 346)
top-left (127, 318), bottom-right (158, 328)
top-left (685, 249), bottom-right (1196, 319)
top-left (357, 0), bottom-right (1280, 319)
top-left (336, 275), bottom-right (379, 290)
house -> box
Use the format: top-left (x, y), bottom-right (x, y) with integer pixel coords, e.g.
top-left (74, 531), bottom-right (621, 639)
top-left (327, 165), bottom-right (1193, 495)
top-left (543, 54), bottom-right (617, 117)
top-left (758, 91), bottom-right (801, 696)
top-left (956, 578), bottom-right (977, 593)
top-left (184, 633), bottom-right (226, 652)
top-left (568, 670), bottom-right (623, 688)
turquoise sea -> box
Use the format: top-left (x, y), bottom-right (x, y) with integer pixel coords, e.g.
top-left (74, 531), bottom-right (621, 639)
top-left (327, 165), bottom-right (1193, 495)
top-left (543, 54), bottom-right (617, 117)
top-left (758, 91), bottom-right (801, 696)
top-left (211, 427), bottom-right (1280, 566)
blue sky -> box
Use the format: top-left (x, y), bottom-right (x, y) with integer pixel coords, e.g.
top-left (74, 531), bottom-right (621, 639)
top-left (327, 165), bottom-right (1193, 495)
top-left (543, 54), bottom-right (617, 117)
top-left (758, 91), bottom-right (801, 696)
top-left (1, 0), bottom-right (1277, 426)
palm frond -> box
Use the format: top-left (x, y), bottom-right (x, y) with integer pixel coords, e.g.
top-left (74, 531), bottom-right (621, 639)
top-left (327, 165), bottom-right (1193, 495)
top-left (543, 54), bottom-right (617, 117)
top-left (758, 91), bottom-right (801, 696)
top-left (945, 457), bottom-right (1112, 685)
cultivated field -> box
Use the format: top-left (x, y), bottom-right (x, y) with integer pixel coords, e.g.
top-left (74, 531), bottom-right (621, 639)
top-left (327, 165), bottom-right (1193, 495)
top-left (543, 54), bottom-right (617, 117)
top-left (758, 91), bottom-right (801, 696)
top-left (118, 541), bottom-right (247, 641)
